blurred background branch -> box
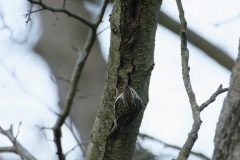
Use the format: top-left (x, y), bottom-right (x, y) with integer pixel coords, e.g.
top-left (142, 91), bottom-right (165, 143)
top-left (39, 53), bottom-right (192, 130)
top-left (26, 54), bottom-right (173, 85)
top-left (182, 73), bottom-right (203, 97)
top-left (27, 0), bottom-right (109, 159)
top-left (139, 133), bottom-right (210, 160)
top-left (0, 126), bottom-right (37, 160)
top-left (158, 11), bottom-right (234, 71)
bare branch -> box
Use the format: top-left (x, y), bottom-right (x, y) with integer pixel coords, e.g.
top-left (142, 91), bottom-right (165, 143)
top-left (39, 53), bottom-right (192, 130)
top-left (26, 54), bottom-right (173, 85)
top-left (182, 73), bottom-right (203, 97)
top-left (62, 0), bottom-right (67, 9)
top-left (70, 44), bottom-right (80, 53)
top-left (24, 0), bottom-right (109, 159)
top-left (55, 76), bottom-right (71, 83)
top-left (53, 12), bottom-right (58, 26)
top-left (27, 0), bottom-right (94, 28)
top-left (51, 47), bottom-right (90, 159)
top-left (25, 2), bottom-right (33, 26)
top-left (0, 146), bottom-right (17, 154)
top-left (174, 0), bottom-right (229, 160)
top-left (139, 133), bottom-right (210, 160)
top-left (52, 7), bottom-right (108, 160)
top-left (199, 85), bottom-right (228, 112)
top-left (24, 5), bottom-right (44, 27)
top-left (93, 0), bottom-right (109, 27)
top-left (52, 128), bottom-right (64, 160)
top-left (177, 9), bottom-right (198, 114)
top-left (50, 72), bottom-right (71, 83)
top-left (175, 0), bottom-right (202, 159)
top-left (65, 144), bottom-right (79, 157)
top-left (0, 126), bottom-right (37, 160)
top-left (14, 122), bottom-right (22, 145)
top-left (73, 94), bottom-right (92, 102)
top-left (35, 125), bottom-right (52, 131)
top-left (214, 14), bottom-right (240, 27)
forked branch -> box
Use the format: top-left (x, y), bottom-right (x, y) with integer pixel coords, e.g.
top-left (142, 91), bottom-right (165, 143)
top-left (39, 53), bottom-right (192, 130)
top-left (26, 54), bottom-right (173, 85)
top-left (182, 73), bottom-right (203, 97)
top-left (0, 126), bottom-right (37, 160)
top-left (199, 85), bottom-right (228, 112)
top-left (175, 0), bottom-right (228, 160)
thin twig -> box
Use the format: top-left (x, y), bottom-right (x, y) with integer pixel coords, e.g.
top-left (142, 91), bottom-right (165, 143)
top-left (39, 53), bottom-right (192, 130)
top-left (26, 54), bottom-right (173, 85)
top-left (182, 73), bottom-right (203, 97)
top-left (70, 44), bottom-right (80, 52)
top-left (0, 126), bottom-right (37, 160)
top-left (199, 85), bottom-right (228, 112)
top-left (53, 12), bottom-right (58, 26)
top-left (27, 0), bottom-right (94, 28)
top-left (65, 144), bottom-right (79, 157)
top-left (50, 72), bottom-right (71, 83)
top-left (55, 76), bottom-right (71, 83)
top-left (24, 8), bottom-right (43, 17)
top-left (25, 3), bottom-right (33, 26)
top-left (96, 26), bottom-right (109, 36)
top-left (74, 94), bottom-right (92, 102)
top-left (214, 14), bottom-right (240, 27)
top-left (70, 44), bottom-right (85, 60)
top-left (35, 125), bottom-right (52, 131)
top-left (62, 0), bottom-right (67, 9)
top-left (139, 133), bottom-right (210, 160)
top-left (93, 0), bottom-right (109, 27)
top-left (14, 122), bottom-right (22, 145)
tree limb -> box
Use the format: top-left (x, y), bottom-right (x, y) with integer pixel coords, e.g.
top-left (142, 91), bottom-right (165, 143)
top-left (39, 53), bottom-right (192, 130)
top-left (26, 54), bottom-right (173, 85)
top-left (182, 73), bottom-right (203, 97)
top-left (45, 0), bottom-right (109, 159)
top-left (199, 85), bottom-right (228, 112)
top-left (0, 126), bottom-right (37, 160)
top-left (0, 146), bottom-right (17, 154)
top-left (24, 0), bottom-right (109, 158)
top-left (175, 0), bottom-right (228, 160)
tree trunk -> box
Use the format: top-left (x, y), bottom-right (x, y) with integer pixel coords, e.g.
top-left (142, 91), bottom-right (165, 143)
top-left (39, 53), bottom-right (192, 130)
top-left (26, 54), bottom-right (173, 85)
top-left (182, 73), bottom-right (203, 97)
top-left (213, 47), bottom-right (240, 160)
top-left (86, 0), bottom-right (162, 159)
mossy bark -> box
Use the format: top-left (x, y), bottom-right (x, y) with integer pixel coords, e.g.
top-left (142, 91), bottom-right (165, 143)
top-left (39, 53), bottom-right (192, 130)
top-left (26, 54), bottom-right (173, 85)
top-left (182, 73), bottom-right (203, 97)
top-left (86, 0), bottom-right (162, 159)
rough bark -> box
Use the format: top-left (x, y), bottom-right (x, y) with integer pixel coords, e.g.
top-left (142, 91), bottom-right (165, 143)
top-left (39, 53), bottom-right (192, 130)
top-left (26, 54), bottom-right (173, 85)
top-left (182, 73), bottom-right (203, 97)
top-left (86, 0), bottom-right (162, 159)
top-left (213, 43), bottom-right (240, 160)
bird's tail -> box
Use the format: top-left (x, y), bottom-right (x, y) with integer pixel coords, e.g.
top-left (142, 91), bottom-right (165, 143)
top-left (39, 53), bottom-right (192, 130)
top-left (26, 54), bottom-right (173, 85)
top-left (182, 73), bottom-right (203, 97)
top-left (108, 124), bottom-right (117, 139)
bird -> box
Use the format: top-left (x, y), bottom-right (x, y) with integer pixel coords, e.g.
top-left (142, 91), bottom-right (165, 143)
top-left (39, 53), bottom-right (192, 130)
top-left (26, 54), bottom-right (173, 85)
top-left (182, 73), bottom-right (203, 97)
top-left (108, 84), bottom-right (143, 138)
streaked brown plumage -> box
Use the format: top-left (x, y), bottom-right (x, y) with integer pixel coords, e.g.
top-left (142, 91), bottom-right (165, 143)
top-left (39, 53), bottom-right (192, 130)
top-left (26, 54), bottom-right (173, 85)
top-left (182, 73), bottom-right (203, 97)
top-left (109, 84), bottom-right (143, 138)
